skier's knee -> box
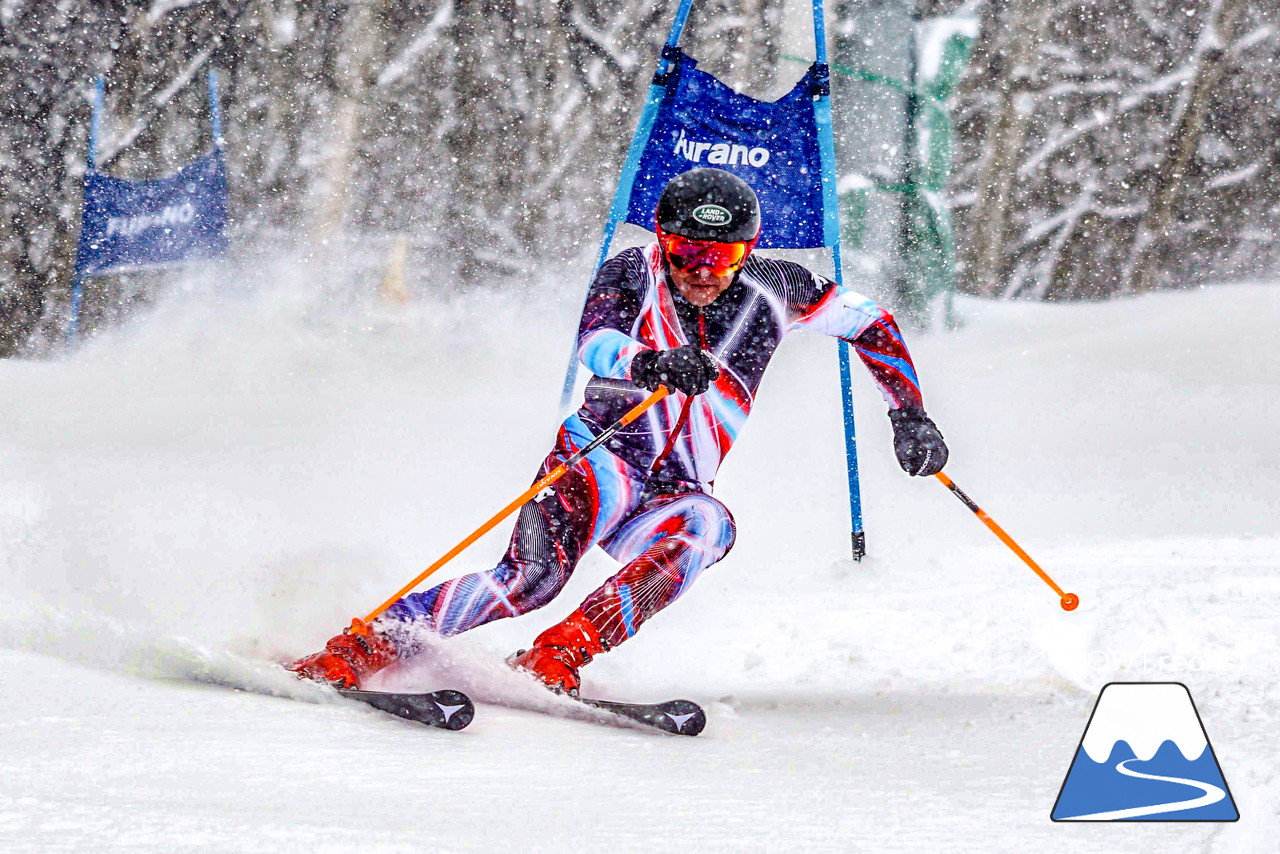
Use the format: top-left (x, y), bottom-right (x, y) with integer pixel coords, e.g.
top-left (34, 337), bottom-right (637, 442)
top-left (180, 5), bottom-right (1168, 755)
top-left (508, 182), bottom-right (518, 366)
top-left (711, 507), bottom-right (736, 560)
top-left (502, 557), bottom-right (569, 613)
top-left (689, 497), bottom-right (736, 561)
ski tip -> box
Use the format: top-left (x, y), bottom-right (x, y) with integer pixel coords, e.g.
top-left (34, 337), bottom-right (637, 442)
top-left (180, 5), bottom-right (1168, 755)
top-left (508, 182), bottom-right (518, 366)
top-left (580, 697), bottom-right (707, 736)
top-left (421, 689), bottom-right (476, 731)
top-left (656, 699), bottom-right (706, 737)
top-left (340, 688), bottom-right (475, 731)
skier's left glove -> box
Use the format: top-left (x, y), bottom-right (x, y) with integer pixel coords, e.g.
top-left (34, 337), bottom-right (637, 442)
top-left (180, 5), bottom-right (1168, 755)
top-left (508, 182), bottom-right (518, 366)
top-left (889, 408), bottom-right (948, 476)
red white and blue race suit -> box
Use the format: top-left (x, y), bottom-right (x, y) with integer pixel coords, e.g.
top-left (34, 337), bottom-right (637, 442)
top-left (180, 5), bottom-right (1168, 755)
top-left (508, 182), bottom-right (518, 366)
top-left (383, 244), bottom-right (926, 650)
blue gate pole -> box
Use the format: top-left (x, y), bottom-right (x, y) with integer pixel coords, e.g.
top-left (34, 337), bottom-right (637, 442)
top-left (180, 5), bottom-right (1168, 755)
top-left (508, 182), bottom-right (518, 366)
top-left (87, 77), bottom-right (103, 170)
top-left (813, 0), bottom-right (866, 560)
top-left (68, 76), bottom-right (106, 344)
top-left (207, 68), bottom-right (224, 146)
top-left (557, 0), bottom-right (697, 411)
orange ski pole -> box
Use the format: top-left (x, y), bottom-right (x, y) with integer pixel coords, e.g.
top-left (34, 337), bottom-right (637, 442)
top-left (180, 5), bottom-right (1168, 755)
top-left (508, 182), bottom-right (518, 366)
top-left (934, 471), bottom-right (1079, 611)
top-left (351, 387), bottom-right (671, 631)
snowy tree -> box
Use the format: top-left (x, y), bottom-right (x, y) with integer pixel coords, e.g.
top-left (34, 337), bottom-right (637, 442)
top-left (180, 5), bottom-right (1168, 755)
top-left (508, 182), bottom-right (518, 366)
top-left (963, 0), bottom-right (1054, 299)
top-left (0, 4), bottom-right (112, 354)
top-left (952, 0), bottom-right (1278, 299)
top-left (0, 0), bottom-right (787, 348)
top-left (2, 0), bottom-right (1276, 353)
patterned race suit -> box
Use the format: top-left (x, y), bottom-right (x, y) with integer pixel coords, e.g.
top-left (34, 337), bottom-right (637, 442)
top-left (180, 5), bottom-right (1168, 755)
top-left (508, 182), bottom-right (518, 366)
top-left (383, 244), bottom-right (926, 650)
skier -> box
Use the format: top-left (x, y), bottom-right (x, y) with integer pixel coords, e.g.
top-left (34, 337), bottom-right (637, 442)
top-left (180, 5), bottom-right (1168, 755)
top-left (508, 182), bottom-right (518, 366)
top-left (289, 167), bottom-right (948, 696)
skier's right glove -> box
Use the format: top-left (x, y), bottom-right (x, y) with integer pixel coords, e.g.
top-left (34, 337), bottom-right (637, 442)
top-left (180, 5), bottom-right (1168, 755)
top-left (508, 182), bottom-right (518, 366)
top-left (889, 408), bottom-right (948, 476)
top-left (629, 345), bottom-right (720, 396)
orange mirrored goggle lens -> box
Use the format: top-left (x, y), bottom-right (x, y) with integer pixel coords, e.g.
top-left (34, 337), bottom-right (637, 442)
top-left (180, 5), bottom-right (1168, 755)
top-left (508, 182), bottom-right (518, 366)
top-left (659, 233), bottom-right (754, 277)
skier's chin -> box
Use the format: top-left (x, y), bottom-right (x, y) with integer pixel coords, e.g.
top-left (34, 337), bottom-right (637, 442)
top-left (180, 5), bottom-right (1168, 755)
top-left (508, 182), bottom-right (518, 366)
top-left (672, 271), bottom-right (733, 306)
top-left (683, 286), bottom-right (720, 306)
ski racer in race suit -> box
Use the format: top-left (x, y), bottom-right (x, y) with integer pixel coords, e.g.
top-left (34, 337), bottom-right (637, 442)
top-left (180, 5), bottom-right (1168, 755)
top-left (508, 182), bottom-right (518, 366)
top-left (289, 168), bottom-right (948, 696)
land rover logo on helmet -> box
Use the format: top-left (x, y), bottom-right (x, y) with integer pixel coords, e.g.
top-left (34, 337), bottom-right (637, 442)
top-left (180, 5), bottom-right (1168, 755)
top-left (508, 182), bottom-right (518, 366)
top-left (691, 204), bottom-right (733, 228)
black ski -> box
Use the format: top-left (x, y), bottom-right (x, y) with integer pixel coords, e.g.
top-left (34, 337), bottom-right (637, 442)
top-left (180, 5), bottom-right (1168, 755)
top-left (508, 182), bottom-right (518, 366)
top-left (187, 669), bottom-right (475, 732)
top-left (339, 688), bottom-right (475, 731)
top-left (578, 697), bottom-right (706, 736)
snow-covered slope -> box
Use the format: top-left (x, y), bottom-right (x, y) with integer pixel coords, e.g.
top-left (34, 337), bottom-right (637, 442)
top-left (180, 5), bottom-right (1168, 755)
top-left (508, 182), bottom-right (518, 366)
top-left (1, 267), bottom-right (1276, 852)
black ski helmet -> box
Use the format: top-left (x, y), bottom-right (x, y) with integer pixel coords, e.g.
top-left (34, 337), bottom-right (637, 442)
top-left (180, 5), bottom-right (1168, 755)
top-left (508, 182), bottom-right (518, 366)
top-left (656, 168), bottom-right (761, 243)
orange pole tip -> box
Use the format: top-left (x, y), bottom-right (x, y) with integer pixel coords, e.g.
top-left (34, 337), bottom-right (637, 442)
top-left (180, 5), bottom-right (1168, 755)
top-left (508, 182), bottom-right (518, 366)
top-left (1060, 593), bottom-right (1080, 611)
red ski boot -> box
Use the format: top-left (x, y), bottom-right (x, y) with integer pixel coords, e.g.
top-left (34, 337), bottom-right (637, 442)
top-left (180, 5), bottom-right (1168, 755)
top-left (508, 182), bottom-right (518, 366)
top-left (287, 620), bottom-right (398, 690)
top-left (509, 609), bottom-right (608, 697)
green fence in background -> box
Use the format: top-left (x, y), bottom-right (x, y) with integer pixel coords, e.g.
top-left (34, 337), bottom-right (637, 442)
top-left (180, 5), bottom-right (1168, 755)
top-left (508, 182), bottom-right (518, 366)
top-left (789, 13), bottom-right (976, 328)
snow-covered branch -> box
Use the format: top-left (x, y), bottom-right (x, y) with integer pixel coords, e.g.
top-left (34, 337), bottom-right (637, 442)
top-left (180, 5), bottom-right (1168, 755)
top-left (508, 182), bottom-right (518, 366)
top-left (147, 0), bottom-right (213, 24)
top-left (98, 44), bottom-right (217, 164)
top-left (376, 0), bottom-right (453, 88)
top-left (1017, 65), bottom-right (1194, 178)
top-left (565, 5), bottom-right (637, 80)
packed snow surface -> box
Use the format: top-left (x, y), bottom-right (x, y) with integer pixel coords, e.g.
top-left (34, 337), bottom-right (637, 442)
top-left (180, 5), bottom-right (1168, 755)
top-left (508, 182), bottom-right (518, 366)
top-left (1, 266), bottom-right (1277, 852)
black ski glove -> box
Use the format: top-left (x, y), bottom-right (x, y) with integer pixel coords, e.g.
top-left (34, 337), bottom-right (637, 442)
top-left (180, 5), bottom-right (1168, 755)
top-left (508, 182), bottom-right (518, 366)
top-left (889, 408), bottom-right (948, 476)
top-left (630, 345), bottom-right (720, 396)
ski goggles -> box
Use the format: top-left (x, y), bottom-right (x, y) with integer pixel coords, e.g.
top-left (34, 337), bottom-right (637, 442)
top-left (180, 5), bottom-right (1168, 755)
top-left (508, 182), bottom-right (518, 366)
top-left (657, 229), bottom-right (757, 277)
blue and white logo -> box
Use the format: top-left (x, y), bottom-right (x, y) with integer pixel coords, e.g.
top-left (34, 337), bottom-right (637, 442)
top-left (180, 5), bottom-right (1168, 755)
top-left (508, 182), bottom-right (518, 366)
top-left (1052, 682), bottom-right (1239, 821)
